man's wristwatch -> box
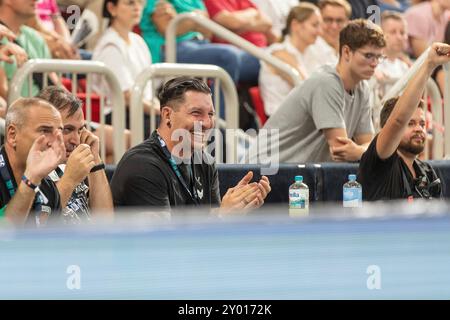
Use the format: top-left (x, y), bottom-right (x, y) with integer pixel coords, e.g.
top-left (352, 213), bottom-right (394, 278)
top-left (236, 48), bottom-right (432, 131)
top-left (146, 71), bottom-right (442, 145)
top-left (90, 163), bottom-right (105, 173)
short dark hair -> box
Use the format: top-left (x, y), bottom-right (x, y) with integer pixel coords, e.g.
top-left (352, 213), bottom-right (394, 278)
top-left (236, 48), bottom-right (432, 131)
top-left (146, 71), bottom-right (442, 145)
top-left (37, 86), bottom-right (83, 117)
top-left (339, 19), bottom-right (386, 56)
top-left (102, 0), bottom-right (119, 19)
top-left (157, 76), bottom-right (212, 111)
top-left (380, 96), bottom-right (425, 128)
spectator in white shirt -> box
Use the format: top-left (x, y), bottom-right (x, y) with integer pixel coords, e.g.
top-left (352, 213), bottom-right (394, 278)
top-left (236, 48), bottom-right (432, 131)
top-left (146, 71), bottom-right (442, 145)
top-left (376, 11), bottom-right (411, 95)
top-left (92, 0), bottom-right (157, 137)
top-left (304, 0), bottom-right (352, 69)
top-left (259, 3), bottom-right (321, 116)
top-left (251, 0), bottom-right (299, 42)
top-left (371, 11), bottom-right (411, 130)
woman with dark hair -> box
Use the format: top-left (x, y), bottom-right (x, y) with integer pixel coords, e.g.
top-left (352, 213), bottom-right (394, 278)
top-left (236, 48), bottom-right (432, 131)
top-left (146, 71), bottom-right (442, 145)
top-left (92, 0), bottom-right (157, 137)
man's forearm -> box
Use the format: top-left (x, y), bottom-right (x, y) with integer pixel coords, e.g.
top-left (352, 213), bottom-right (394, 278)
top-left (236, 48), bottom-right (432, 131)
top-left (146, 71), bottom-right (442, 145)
top-left (393, 62), bottom-right (434, 125)
top-left (248, 13), bottom-right (272, 33)
top-left (5, 182), bottom-right (36, 226)
top-left (357, 143), bottom-right (369, 159)
top-left (56, 175), bottom-right (78, 208)
top-left (215, 9), bottom-right (259, 33)
top-left (88, 170), bottom-right (114, 217)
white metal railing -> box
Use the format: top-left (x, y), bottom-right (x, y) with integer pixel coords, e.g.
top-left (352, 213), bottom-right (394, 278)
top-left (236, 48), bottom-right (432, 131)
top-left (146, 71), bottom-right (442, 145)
top-left (0, 119), bottom-right (4, 136)
top-left (129, 63), bottom-right (241, 163)
top-left (7, 59), bottom-right (126, 163)
top-left (382, 47), bottom-right (450, 159)
top-left (165, 12), bottom-right (302, 86)
top-left (444, 63), bottom-right (450, 158)
top-left (425, 79), bottom-right (444, 159)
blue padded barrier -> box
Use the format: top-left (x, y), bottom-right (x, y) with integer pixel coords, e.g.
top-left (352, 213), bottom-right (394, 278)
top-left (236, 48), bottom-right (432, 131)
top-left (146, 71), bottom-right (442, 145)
top-left (216, 163), bottom-right (321, 203)
top-left (317, 161), bottom-right (450, 202)
top-left (318, 162), bottom-right (359, 202)
top-left (106, 160), bottom-right (450, 202)
top-left (105, 164), bottom-right (116, 183)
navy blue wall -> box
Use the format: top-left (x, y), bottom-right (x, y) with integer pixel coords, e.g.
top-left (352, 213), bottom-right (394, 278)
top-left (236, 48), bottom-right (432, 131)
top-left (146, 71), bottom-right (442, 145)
top-left (105, 161), bottom-right (450, 203)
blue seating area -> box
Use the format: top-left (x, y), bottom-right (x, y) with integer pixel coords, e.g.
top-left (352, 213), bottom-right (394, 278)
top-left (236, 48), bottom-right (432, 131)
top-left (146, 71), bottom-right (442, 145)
top-left (216, 163), bottom-right (360, 203)
top-left (216, 163), bottom-right (322, 203)
top-left (217, 161), bottom-right (450, 202)
top-left (105, 161), bottom-right (450, 203)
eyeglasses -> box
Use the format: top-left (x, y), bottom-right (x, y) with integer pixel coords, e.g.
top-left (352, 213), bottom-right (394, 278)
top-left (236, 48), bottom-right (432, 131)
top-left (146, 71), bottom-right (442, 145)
top-left (322, 17), bottom-right (347, 26)
top-left (356, 50), bottom-right (386, 63)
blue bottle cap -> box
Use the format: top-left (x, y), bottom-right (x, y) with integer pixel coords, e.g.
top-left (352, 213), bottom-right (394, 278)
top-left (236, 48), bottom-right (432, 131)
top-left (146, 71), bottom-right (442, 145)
top-left (295, 175), bottom-right (303, 182)
top-left (348, 174), bottom-right (357, 181)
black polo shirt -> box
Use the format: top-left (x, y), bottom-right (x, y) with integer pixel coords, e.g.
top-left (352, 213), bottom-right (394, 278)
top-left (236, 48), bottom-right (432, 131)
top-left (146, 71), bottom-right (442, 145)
top-left (111, 130), bottom-right (221, 211)
top-left (358, 135), bottom-right (442, 201)
top-left (0, 146), bottom-right (62, 227)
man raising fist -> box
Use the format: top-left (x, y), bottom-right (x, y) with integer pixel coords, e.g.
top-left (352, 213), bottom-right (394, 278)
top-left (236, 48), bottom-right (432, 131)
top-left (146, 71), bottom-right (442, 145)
top-left (358, 43), bottom-right (450, 201)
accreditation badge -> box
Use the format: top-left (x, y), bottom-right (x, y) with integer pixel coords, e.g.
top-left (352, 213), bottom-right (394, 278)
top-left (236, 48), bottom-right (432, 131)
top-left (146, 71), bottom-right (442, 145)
top-left (35, 205), bottom-right (51, 227)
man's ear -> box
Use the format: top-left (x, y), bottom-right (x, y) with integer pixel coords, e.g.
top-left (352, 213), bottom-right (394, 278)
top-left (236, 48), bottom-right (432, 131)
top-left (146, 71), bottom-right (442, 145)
top-left (162, 106), bottom-right (173, 118)
top-left (160, 106), bottom-right (173, 127)
top-left (342, 45), bottom-right (351, 62)
top-left (6, 124), bottom-right (18, 149)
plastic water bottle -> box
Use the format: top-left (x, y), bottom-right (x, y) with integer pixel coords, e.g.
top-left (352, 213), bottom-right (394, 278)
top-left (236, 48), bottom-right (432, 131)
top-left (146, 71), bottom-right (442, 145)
top-left (289, 176), bottom-right (309, 217)
top-left (343, 174), bottom-right (362, 208)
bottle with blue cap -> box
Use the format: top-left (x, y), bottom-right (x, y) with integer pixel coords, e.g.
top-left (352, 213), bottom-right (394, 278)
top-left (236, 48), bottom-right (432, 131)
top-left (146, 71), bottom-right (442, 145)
top-left (343, 174), bottom-right (362, 208)
top-left (289, 175), bottom-right (309, 217)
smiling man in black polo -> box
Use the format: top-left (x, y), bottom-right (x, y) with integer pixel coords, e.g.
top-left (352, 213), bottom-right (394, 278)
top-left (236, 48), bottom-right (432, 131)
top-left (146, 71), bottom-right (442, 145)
top-left (111, 76), bottom-right (271, 213)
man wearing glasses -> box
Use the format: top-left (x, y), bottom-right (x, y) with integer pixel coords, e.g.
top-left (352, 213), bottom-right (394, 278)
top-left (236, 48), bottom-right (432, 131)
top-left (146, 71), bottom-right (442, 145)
top-left (305, 0), bottom-right (352, 68)
top-left (248, 19), bottom-right (385, 164)
top-left (358, 43), bottom-right (450, 201)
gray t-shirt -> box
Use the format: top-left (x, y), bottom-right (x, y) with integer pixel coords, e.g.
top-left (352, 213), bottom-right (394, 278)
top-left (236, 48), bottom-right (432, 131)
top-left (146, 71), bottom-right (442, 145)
top-left (247, 65), bottom-right (374, 164)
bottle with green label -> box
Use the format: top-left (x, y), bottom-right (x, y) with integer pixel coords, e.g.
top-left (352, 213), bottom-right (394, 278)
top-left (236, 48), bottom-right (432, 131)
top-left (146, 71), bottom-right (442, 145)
top-left (289, 175), bottom-right (309, 217)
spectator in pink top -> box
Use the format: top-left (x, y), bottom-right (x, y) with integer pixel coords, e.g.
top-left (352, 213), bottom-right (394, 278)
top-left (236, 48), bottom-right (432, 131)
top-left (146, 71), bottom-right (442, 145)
top-left (28, 0), bottom-right (79, 59)
top-left (405, 0), bottom-right (450, 58)
top-left (204, 0), bottom-right (277, 47)
top-left (36, 0), bottom-right (71, 41)
top-left (405, 0), bottom-right (450, 96)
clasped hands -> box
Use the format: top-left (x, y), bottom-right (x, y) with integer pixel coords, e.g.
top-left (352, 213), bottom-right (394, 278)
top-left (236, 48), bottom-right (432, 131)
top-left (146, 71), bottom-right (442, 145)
top-left (219, 171), bottom-right (271, 214)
